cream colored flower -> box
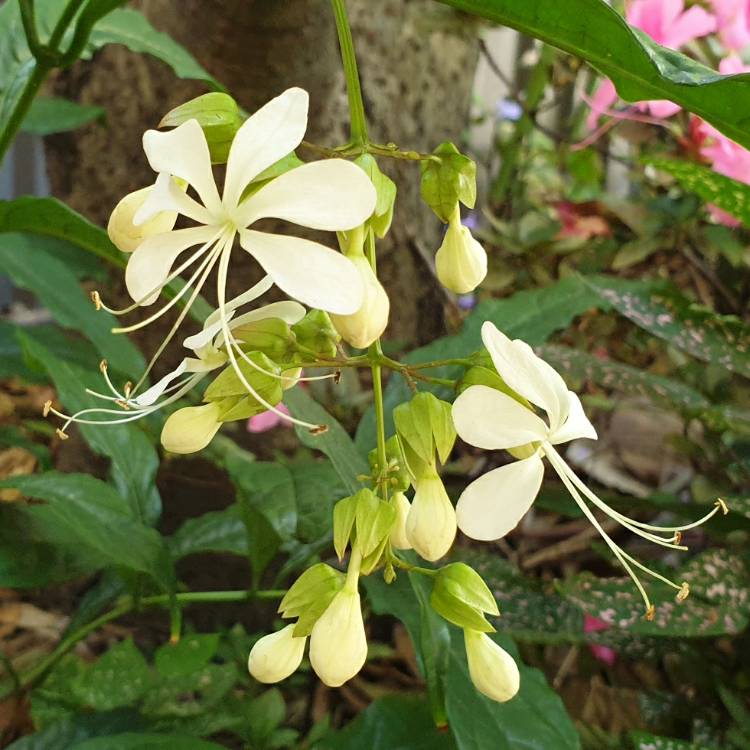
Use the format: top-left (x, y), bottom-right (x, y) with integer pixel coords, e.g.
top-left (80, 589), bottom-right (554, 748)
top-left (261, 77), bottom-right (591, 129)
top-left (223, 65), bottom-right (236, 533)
top-left (405, 472), bottom-right (456, 561)
top-left (435, 206), bottom-right (487, 294)
top-left (247, 624), bottom-right (306, 684)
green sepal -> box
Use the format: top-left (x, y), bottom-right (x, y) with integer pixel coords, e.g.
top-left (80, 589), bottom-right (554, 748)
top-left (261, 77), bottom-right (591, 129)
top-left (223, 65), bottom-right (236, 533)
top-left (214, 394), bottom-right (276, 423)
top-left (393, 392), bottom-right (456, 472)
top-left (360, 533), bottom-right (390, 576)
top-left (291, 309), bottom-right (341, 360)
top-left (233, 317), bottom-right (297, 360)
top-left (160, 93), bottom-right (242, 164)
top-left (355, 490), bottom-right (397, 559)
top-left (430, 563), bottom-right (499, 632)
top-left (279, 563), bottom-right (345, 616)
top-left (203, 352), bottom-right (281, 400)
top-left (430, 587), bottom-right (495, 632)
top-left (333, 494), bottom-right (359, 561)
top-left (420, 141), bottom-right (476, 222)
top-left (355, 154), bottom-right (397, 238)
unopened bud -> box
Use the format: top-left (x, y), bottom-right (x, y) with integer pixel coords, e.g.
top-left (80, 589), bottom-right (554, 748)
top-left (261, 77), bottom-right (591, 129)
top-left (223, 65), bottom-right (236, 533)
top-left (464, 630), bottom-right (520, 703)
top-left (161, 402), bottom-right (222, 454)
top-left (247, 624), bottom-right (306, 684)
top-left (435, 208), bottom-right (487, 294)
top-left (309, 589), bottom-right (368, 687)
top-left (389, 492), bottom-right (412, 550)
top-left (406, 473), bottom-right (456, 561)
top-left (160, 93), bottom-right (243, 163)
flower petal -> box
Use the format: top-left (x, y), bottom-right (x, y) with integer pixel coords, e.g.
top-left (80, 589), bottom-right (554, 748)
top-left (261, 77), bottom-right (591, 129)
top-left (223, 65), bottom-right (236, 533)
top-left (125, 225), bottom-right (218, 305)
top-left (223, 87), bottom-right (309, 209)
top-left (130, 360), bottom-right (189, 407)
top-left (550, 391), bottom-right (598, 445)
top-left (235, 159), bottom-right (377, 230)
top-left (142, 119), bottom-right (222, 216)
top-left (481, 322), bottom-right (570, 431)
top-left (134, 172), bottom-right (213, 227)
top-left (456, 454), bottom-right (544, 541)
top-left (452, 385), bottom-right (548, 449)
top-left (239, 229), bottom-right (363, 314)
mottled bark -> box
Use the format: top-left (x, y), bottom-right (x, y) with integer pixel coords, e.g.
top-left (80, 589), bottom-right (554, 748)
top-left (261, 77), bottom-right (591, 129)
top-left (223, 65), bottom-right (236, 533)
top-left (45, 0), bottom-right (479, 345)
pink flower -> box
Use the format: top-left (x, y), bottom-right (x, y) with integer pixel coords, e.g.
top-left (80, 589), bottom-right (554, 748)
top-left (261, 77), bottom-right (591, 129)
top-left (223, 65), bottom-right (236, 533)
top-left (587, 0), bottom-right (717, 128)
top-left (583, 614), bottom-right (617, 667)
top-left (711, 0), bottom-right (750, 51)
top-left (247, 403), bottom-right (291, 433)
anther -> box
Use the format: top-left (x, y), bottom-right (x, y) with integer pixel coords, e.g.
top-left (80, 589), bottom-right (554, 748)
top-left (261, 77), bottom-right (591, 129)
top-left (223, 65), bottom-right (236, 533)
top-left (309, 424), bottom-right (329, 436)
top-left (673, 531), bottom-right (682, 545)
top-left (716, 498), bottom-right (729, 515)
top-left (114, 399), bottom-right (131, 410)
top-left (91, 290), bottom-right (102, 310)
top-left (56, 428), bottom-right (69, 441)
top-left (123, 382), bottom-right (133, 398)
top-left (644, 605), bottom-right (655, 621)
top-left (677, 582), bottom-right (690, 602)
top-left (333, 370), bottom-right (342, 384)
top-left (42, 400), bottom-right (52, 417)
top-left (99, 359), bottom-right (108, 374)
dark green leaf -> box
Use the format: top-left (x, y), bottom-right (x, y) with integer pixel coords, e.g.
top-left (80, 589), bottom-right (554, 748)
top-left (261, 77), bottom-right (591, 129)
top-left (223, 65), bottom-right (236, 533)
top-left (436, 0), bottom-right (750, 152)
top-left (22, 96), bottom-right (105, 135)
top-left (72, 734), bottom-right (228, 750)
top-left (168, 507), bottom-right (247, 559)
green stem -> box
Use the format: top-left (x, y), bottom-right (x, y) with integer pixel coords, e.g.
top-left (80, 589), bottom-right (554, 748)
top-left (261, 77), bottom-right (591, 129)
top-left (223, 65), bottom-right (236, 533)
top-left (331, 0), bottom-right (368, 145)
top-left (2, 588), bottom-right (284, 698)
top-left (0, 64), bottom-right (47, 163)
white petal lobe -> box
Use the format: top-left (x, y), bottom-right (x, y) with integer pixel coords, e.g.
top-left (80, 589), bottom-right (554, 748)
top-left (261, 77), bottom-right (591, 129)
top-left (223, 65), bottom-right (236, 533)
top-left (550, 391), bottom-right (598, 445)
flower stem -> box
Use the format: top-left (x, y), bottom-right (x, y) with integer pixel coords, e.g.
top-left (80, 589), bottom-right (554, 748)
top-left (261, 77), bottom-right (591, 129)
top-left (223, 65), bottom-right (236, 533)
top-left (330, 0), bottom-right (368, 145)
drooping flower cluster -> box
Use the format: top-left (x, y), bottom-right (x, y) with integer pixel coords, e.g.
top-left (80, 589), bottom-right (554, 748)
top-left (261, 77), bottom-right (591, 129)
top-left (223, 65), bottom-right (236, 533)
top-left (46, 88), bottom-right (383, 448)
top-left (452, 322), bottom-right (728, 618)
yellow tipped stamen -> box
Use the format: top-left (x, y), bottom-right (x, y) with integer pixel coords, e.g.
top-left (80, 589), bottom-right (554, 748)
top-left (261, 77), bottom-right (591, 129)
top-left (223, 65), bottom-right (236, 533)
top-left (99, 359), bottom-right (108, 374)
top-left (645, 605), bottom-right (655, 621)
top-left (91, 290), bottom-right (102, 310)
top-left (115, 399), bottom-right (131, 410)
top-left (677, 582), bottom-right (690, 602)
top-left (673, 531), bottom-right (682, 545)
top-left (42, 400), bottom-right (52, 417)
top-left (716, 498), bottom-right (729, 515)
top-left (123, 382), bottom-right (133, 398)
top-left (56, 428), bottom-right (69, 441)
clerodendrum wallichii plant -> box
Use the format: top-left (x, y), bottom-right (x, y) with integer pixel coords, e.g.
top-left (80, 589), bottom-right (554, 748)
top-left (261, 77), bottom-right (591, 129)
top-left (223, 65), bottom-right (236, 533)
top-left (39, 0), bottom-right (730, 708)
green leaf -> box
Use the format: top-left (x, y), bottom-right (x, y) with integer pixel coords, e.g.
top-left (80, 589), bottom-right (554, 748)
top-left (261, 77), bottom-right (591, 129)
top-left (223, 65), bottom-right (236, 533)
top-left (646, 157), bottom-right (750, 228)
top-left (0, 234), bottom-right (144, 375)
top-left (560, 549), bottom-right (750, 637)
top-left (72, 639), bottom-right (153, 711)
top-left (445, 632), bottom-right (580, 750)
top-left (291, 460), bottom-right (344, 543)
top-left (321, 695), bottom-right (457, 750)
top-left (85, 9), bottom-right (220, 88)
top-left (22, 333), bottom-right (162, 525)
top-left (5, 710), bottom-right (145, 750)
top-left (584, 275), bottom-right (750, 379)
top-left (0, 197), bottom-right (210, 322)
top-left (435, 0), bottom-right (750, 152)
top-left (168, 507), bottom-right (247, 559)
top-left (22, 96), bottom-right (105, 135)
top-left (0, 472), bottom-right (173, 590)
top-left (285, 387), bottom-right (369, 495)
top-left (155, 634), bottom-right (220, 678)
top-left (72, 734), bottom-right (228, 750)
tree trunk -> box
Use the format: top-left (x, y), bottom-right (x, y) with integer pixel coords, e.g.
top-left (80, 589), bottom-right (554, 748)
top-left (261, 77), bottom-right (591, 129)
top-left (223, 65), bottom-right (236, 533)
top-left (45, 0), bottom-right (479, 345)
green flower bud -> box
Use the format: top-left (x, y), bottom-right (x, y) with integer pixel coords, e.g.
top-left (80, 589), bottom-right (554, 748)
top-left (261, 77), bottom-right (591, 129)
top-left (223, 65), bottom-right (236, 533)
top-left (368, 435), bottom-right (411, 493)
top-left (333, 488), bottom-right (396, 569)
top-left (160, 93), bottom-right (243, 163)
top-left (420, 141), bottom-right (476, 222)
top-left (233, 317), bottom-right (297, 361)
top-left (291, 309), bottom-right (341, 360)
top-left (430, 562), bottom-right (498, 632)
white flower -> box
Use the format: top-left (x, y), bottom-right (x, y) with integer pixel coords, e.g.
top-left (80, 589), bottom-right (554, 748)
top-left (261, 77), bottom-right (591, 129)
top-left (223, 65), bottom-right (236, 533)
top-left (248, 624), bottom-right (306, 684)
top-left (389, 491), bottom-right (413, 550)
top-left (452, 321), bottom-right (727, 617)
top-left (330, 254), bottom-right (389, 349)
top-left (464, 630), bottom-right (520, 703)
top-left (308, 588), bottom-right (367, 687)
top-left (435, 206), bottom-right (487, 294)
top-left (405, 473), bottom-right (456, 561)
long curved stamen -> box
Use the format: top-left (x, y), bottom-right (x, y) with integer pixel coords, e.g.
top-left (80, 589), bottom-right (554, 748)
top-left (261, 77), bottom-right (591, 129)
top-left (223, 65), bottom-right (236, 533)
top-left (93, 228), bottom-right (225, 316)
top-left (128, 234), bottom-right (229, 399)
top-left (215, 236), bottom-right (324, 433)
top-left (97, 359), bottom-right (123, 400)
top-left (544, 445), bottom-right (656, 617)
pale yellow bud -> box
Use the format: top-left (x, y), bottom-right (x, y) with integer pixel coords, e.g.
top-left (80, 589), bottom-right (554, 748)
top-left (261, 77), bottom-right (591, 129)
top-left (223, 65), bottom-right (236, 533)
top-left (435, 211), bottom-right (487, 294)
top-left (247, 624), bottom-right (306, 684)
top-left (389, 491), bottom-right (413, 550)
top-left (331, 256), bottom-right (389, 349)
top-left (406, 474), bottom-right (456, 561)
top-left (464, 630), bottom-right (520, 703)
top-left (160, 402), bottom-right (222, 454)
top-left (107, 185), bottom-right (179, 253)
top-left (309, 589), bottom-right (367, 687)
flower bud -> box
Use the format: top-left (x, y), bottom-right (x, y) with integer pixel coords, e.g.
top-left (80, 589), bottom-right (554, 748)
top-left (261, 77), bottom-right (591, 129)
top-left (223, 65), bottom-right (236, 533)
top-left (203, 353), bottom-right (284, 412)
top-left (309, 589), bottom-right (367, 687)
top-left (247, 624), bottom-right (306, 684)
top-left (390, 492), bottom-right (412, 550)
top-left (406, 473), bottom-right (456, 561)
top-left (464, 630), bottom-right (520, 703)
top-left (160, 93), bottom-right (243, 163)
top-left (331, 255), bottom-right (389, 349)
top-left (107, 185), bottom-right (180, 253)
top-left (291, 310), bottom-right (340, 360)
top-left (232, 318), bottom-right (297, 361)
top-left (161, 402), bottom-right (222, 454)
top-left (435, 210), bottom-right (487, 294)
